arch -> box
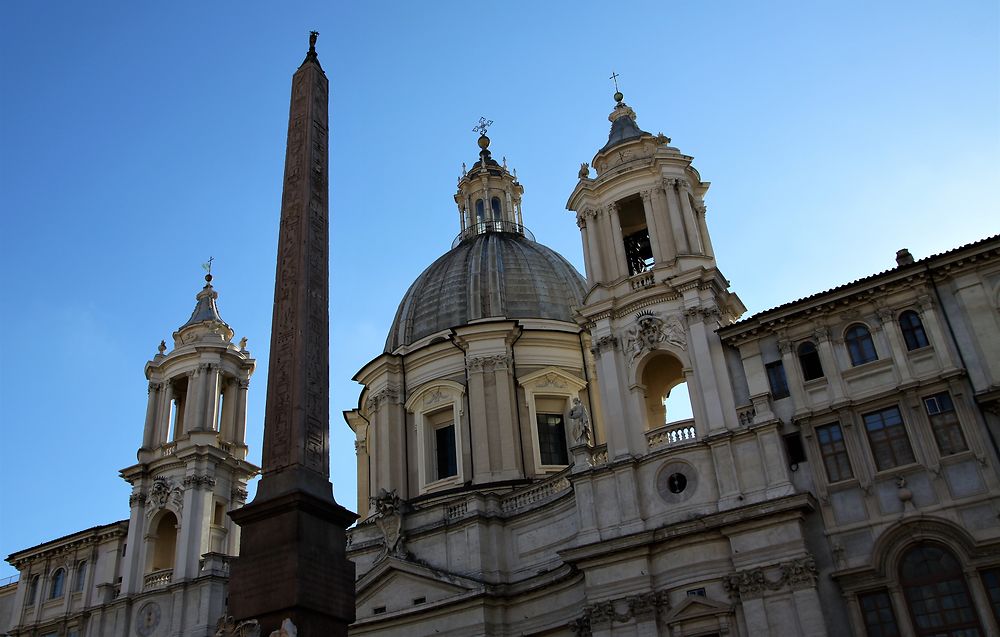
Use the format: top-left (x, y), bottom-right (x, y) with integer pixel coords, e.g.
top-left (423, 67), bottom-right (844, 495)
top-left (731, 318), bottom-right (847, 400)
top-left (899, 543), bottom-right (983, 635)
top-left (871, 516), bottom-right (978, 578)
top-left (491, 196), bottom-right (502, 221)
top-left (74, 560), bottom-right (87, 592)
top-left (845, 323), bottom-right (878, 366)
top-left (147, 510), bottom-right (179, 573)
top-left (475, 199), bottom-right (485, 225)
top-left (49, 568), bottom-right (65, 599)
top-left (637, 351), bottom-right (693, 428)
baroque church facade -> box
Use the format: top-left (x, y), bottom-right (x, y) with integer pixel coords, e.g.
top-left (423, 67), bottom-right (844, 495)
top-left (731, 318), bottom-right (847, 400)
top-left (3, 58), bottom-right (1000, 637)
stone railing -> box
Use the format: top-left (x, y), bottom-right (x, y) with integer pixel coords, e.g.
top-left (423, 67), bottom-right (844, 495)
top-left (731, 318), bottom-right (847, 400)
top-left (143, 568), bottom-right (172, 591)
top-left (500, 474), bottom-right (571, 513)
top-left (646, 419), bottom-right (697, 448)
top-left (161, 442), bottom-right (177, 457)
top-left (737, 404), bottom-right (756, 427)
top-left (446, 501), bottom-right (469, 519)
top-left (629, 271), bottom-right (656, 291)
top-left (219, 440), bottom-right (233, 454)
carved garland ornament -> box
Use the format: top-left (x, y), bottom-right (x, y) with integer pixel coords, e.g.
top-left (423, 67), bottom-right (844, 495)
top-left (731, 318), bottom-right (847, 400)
top-left (722, 555), bottom-right (817, 599)
top-left (467, 353), bottom-right (511, 373)
top-left (365, 385), bottom-right (400, 414)
top-left (145, 476), bottom-right (184, 517)
top-left (569, 590), bottom-right (671, 635)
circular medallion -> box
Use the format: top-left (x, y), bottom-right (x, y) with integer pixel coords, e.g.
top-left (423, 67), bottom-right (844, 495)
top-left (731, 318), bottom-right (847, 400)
top-left (656, 461), bottom-right (697, 504)
top-left (136, 601), bottom-right (161, 637)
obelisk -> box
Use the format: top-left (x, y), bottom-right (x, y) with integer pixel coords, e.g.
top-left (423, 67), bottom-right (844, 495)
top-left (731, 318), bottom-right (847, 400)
top-left (228, 32), bottom-right (357, 636)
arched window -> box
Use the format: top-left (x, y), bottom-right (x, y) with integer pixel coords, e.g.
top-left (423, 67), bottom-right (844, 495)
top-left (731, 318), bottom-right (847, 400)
top-left (899, 310), bottom-right (929, 350)
top-left (26, 575), bottom-right (39, 605)
top-left (900, 544), bottom-right (983, 635)
top-left (491, 196), bottom-right (502, 221)
top-left (74, 560), bottom-right (87, 592)
top-left (49, 568), bottom-right (65, 599)
top-left (797, 341), bottom-right (824, 380)
top-left (475, 199), bottom-right (485, 225)
top-left (845, 324), bottom-right (877, 366)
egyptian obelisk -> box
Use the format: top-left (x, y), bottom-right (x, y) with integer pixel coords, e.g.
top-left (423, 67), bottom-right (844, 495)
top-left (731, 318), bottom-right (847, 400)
top-left (228, 32), bottom-right (357, 635)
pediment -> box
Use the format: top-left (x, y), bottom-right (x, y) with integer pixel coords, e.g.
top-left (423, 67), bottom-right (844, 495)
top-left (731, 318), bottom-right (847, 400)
top-left (517, 366), bottom-right (587, 391)
top-left (356, 557), bottom-right (484, 615)
top-left (662, 595), bottom-right (732, 624)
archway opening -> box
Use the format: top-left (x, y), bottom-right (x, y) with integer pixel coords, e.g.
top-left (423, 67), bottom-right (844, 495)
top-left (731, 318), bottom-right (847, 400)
top-left (900, 543), bottom-right (982, 635)
top-left (150, 512), bottom-right (178, 572)
top-left (640, 353), bottom-right (693, 428)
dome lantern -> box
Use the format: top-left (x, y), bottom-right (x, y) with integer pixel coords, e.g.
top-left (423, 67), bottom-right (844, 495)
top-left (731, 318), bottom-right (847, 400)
top-left (453, 119), bottom-right (527, 243)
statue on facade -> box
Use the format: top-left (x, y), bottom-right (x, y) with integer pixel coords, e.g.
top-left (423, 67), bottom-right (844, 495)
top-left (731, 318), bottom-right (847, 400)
top-left (578, 162), bottom-right (590, 179)
top-left (371, 488), bottom-right (407, 561)
top-left (568, 397), bottom-right (593, 446)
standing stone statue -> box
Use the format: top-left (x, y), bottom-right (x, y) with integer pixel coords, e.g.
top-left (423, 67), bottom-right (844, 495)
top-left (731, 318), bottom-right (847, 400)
top-left (569, 397), bottom-right (593, 446)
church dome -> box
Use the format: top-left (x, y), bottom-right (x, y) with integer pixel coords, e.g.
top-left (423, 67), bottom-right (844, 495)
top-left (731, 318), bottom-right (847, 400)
top-left (385, 231), bottom-right (587, 351)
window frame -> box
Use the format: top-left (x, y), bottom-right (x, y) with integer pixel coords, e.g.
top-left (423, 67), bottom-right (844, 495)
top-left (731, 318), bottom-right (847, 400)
top-left (862, 406), bottom-right (916, 471)
top-left (898, 310), bottom-right (929, 351)
top-left (535, 410), bottom-right (570, 466)
top-left (815, 422), bottom-right (854, 483)
top-left (857, 588), bottom-right (901, 637)
top-left (845, 323), bottom-right (878, 366)
top-left (797, 340), bottom-right (825, 381)
top-left (517, 367), bottom-right (588, 474)
top-left (74, 560), bottom-right (87, 593)
top-left (49, 568), bottom-right (66, 599)
top-left (405, 381), bottom-right (466, 493)
top-left (765, 360), bottom-right (790, 399)
top-left (922, 391), bottom-right (968, 457)
top-left (899, 543), bottom-right (984, 636)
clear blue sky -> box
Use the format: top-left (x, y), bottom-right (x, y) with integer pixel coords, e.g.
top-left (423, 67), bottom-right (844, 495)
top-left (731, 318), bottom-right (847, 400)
top-left (1, 2), bottom-right (997, 579)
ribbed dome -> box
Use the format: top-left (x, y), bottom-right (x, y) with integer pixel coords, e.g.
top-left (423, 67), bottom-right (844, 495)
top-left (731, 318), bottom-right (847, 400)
top-left (385, 232), bottom-right (587, 351)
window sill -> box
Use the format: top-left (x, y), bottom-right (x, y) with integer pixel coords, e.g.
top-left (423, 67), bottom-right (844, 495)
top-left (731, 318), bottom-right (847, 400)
top-left (422, 476), bottom-right (461, 494)
top-left (802, 377), bottom-right (827, 387)
top-left (841, 358), bottom-right (893, 380)
top-left (825, 477), bottom-right (860, 492)
top-left (872, 462), bottom-right (923, 479)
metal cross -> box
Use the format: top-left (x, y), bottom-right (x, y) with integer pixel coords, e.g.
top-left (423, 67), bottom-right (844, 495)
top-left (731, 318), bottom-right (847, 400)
top-left (472, 117), bottom-right (493, 136)
top-left (609, 71), bottom-right (620, 92)
top-left (202, 256), bottom-right (215, 274)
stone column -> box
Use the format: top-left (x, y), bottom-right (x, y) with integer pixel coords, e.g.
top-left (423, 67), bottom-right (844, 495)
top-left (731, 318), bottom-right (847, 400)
top-left (677, 179), bottom-right (704, 254)
top-left (142, 382), bottom-right (162, 450)
top-left (201, 363), bottom-right (221, 432)
top-left (492, 359), bottom-right (520, 479)
top-left (577, 213), bottom-right (595, 281)
top-left (607, 202), bottom-right (628, 279)
top-left (233, 379), bottom-right (249, 446)
top-left (916, 293), bottom-right (960, 370)
top-left (219, 377), bottom-right (237, 442)
top-left (639, 189), bottom-right (664, 263)
top-left (662, 178), bottom-right (690, 254)
top-left (651, 187), bottom-right (678, 261)
top-left (584, 208), bottom-right (605, 282)
top-left (686, 310), bottom-right (728, 432)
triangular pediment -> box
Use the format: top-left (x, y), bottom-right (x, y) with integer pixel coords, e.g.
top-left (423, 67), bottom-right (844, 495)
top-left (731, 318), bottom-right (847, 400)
top-left (662, 595), bottom-right (732, 624)
top-left (356, 557), bottom-right (484, 617)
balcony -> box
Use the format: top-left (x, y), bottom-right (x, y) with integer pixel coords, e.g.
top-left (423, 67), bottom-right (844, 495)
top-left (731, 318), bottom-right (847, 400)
top-left (143, 569), bottom-right (172, 591)
top-left (646, 419), bottom-right (697, 449)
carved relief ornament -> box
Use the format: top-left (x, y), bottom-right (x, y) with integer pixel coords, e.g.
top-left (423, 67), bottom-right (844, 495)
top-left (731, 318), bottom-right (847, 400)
top-left (467, 353), bottom-right (511, 373)
top-left (723, 555), bottom-right (817, 599)
top-left (623, 311), bottom-right (686, 364)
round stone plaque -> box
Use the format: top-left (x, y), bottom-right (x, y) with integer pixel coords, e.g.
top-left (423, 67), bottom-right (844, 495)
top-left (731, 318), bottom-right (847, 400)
top-left (136, 601), bottom-right (161, 636)
top-left (656, 461), bottom-right (697, 503)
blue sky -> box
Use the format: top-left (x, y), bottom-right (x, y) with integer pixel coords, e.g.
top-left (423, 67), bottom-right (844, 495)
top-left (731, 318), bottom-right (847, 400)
top-left (1, 2), bottom-right (997, 579)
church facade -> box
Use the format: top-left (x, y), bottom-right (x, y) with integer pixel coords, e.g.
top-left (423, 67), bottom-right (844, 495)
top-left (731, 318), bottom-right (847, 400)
top-left (3, 61), bottom-right (1000, 637)
top-left (343, 95), bottom-right (1000, 636)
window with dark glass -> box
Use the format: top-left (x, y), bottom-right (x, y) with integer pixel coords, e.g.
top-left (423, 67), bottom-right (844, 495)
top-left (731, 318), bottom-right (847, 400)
top-left (783, 432), bottom-right (807, 466)
top-left (981, 568), bottom-right (1000, 627)
top-left (435, 424), bottom-right (457, 480)
top-left (899, 310), bottom-right (929, 350)
top-left (863, 406), bottom-right (915, 470)
top-left (858, 589), bottom-right (900, 637)
top-left (846, 324), bottom-right (878, 366)
top-left (816, 423), bottom-right (853, 482)
top-left (537, 413), bottom-right (569, 465)
top-left (490, 196), bottom-right (502, 221)
top-left (901, 544), bottom-right (983, 636)
top-left (923, 392), bottom-right (967, 456)
top-left (475, 199), bottom-right (485, 225)
top-left (49, 568), bottom-right (65, 599)
top-left (797, 341), bottom-right (824, 380)
top-left (765, 361), bottom-right (789, 398)
top-left (26, 575), bottom-right (38, 605)
top-left (74, 561), bottom-right (87, 592)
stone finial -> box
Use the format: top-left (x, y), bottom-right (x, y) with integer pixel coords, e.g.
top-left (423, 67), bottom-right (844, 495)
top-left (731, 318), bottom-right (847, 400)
top-left (157, 340), bottom-right (167, 355)
top-left (239, 336), bottom-right (248, 351)
top-left (896, 248), bottom-right (914, 266)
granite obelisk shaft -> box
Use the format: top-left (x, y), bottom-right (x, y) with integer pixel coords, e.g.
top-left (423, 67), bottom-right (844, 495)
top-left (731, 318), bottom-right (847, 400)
top-left (228, 36), bottom-right (356, 636)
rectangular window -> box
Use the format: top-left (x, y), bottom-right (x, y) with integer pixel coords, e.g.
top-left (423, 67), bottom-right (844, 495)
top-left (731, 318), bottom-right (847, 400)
top-left (537, 413), bottom-right (569, 465)
top-left (816, 423), bottom-right (853, 482)
top-left (765, 361), bottom-right (790, 399)
top-left (783, 432), bottom-right (807, 466)
top-left (923, 392), bottom-right (967, 456)
top-left (858, 589), bottom-right (900, 636)
top-left (863, 406), bottom-right (916, 471)
top-left (434, 424), bottom-right (457, 480)
top-left (982, 568), bottom-right (1000, 628)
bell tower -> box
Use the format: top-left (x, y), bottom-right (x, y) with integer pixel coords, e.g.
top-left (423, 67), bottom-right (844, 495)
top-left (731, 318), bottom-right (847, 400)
top-left (119, 274), bottom-right (258, 596)
top-left (567, 92), bottom-right (747, 469)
